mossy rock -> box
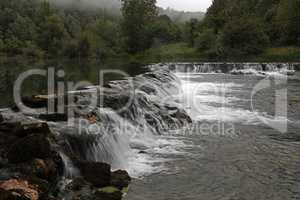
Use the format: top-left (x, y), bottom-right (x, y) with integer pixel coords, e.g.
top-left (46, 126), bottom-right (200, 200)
top-left (98, 186), bottom-right (120, 194)
top-left (95, 186), bottom-right (122, 200)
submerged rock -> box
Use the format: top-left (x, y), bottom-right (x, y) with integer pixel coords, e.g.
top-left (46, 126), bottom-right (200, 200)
top-left (110, 170), bottom-right (131, 190)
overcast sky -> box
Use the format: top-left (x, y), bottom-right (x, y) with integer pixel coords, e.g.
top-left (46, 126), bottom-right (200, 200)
top-left (157, 0), bottom-right (212, 12)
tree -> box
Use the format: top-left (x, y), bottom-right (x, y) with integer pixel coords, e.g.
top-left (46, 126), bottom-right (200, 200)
top-left (218, 17), bottom-right (269, 57)
top-left (39, 14), bottom-right (67, 56)
top-left (275, 0), bottom-right (300, 45)
top-left (195, 28), bottom-right (216, 51)
top-left (121, 0), bottom-right (158, 53)
top-left (151, 15), bottom-right (181, 44)
top-left (185, 19), bottom-right (198, 47)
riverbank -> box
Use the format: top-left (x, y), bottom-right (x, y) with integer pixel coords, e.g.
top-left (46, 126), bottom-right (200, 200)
top-left (0, 115), bottom-right (131, 200)
top-left (135, 43), bottom-right (300, 63)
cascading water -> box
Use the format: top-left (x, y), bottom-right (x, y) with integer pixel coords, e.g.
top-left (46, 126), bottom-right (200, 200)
top-left (50, 68), bottom-right (191, 177)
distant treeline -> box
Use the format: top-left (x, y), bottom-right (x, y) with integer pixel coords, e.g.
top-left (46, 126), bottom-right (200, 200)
top-left (0, 0), bottom-right (204, 60)
top-left (195, 0), bottom-right (300, 58)
top-left (1, 0), bottom-right (298, 61)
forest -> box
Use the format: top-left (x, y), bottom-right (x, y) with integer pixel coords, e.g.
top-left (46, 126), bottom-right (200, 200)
top-left (0, 0), bottom-right (299, 61)
top-left (196, 0), bottom-right (300, 59)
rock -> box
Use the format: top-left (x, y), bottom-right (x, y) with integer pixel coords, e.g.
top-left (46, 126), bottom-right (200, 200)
top-left (7, 134), bottom-right (51, 164)
top-left (110, 170), bottom-right (131, 190)
top-left (0, 188), bottom-right (31, 200)
top-left (16, 123), bottom-right (51, 138)
top-left (0, 179), bottom-right (39, 200)
top-left (170, 108), bottom-right (192, 124)
top-left (31, 159), bottom-right (59, 180)
top-left (38, 114), bottom-right (68, 122)
top-left (21, 96), bottom-right (48, 109)
top-left (0, 122), bottom-right (22, 136)
top-left (0, 122), bottom-right (51, 138)
top-left (76, 162), bottom-right (111, 187)
top-left (0, 114), bottom-right (3, 123)
top-left (95, 186), bottom-right (122, 200)
top-left (23, 177), bottom-right (50, 199)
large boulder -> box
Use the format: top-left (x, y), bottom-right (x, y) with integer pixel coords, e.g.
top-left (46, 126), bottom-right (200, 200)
top-left (0, 179), bottom-right (39, 200)
top-left (7, 134), bottom-right (51, 164)
top-left (76, 162), bottom-right (111, 187)
top-left (110, 170), bottom-right (131, 190)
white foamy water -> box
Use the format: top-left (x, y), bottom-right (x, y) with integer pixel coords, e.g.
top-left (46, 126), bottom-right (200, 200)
top-left (179, 74), bottom-right (289, 126)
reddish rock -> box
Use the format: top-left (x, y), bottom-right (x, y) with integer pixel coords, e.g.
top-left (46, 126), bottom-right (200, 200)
top-left (0, 179), bottom-right (39, 200)
top-left (32, 159), bottom-right (58, 180)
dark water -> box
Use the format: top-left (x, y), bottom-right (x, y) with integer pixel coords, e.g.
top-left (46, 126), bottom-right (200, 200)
top-left (0, 59), bottom-right (147, 107)
top-left (125, 71), bottom-right (300, 200)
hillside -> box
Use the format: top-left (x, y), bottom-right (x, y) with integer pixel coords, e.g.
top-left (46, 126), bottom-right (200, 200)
top-left (159, 7), bottom-right (205, 23)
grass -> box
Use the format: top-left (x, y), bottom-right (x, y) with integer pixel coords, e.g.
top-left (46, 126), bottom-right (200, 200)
top-left (135, 43), bottom-right (300, 64)
top-left (135, 43), bottom-right (200, 63)
top-left (258, 47), bottom-right (300, 62)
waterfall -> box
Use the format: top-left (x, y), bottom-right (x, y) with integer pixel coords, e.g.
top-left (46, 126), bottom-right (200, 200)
top-left (52, 68), bottom-right (191, 176)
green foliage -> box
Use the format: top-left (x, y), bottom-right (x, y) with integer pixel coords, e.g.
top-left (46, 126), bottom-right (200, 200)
top-left (198, 0), bottom-right (299, 58)
top-left (150, 15), bottom-right (181, 45)
top-left (275, 0), bottom-right (300, 45)
top-left (39, 14), bottom-right (66, 55)
top-left (0, 0), bottom-right (124, 59)
top-left (138, 42), bottom-right (198, 63)
top-left (185, 19), bottom-right (199, 47)
top-left (195, 28), bottom-right (216, 51)
top-left (121, 0), bottom-right (158, 53)
top-left (259, 47), bottom-right (300, 62)
top-left (218, 18), bottom-right (269, 56)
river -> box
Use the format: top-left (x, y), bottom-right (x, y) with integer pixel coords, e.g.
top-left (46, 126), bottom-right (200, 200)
top-left (1, 62), bottom-right (300, 200)
top-left (125, 64), bottom-right (300, 200)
